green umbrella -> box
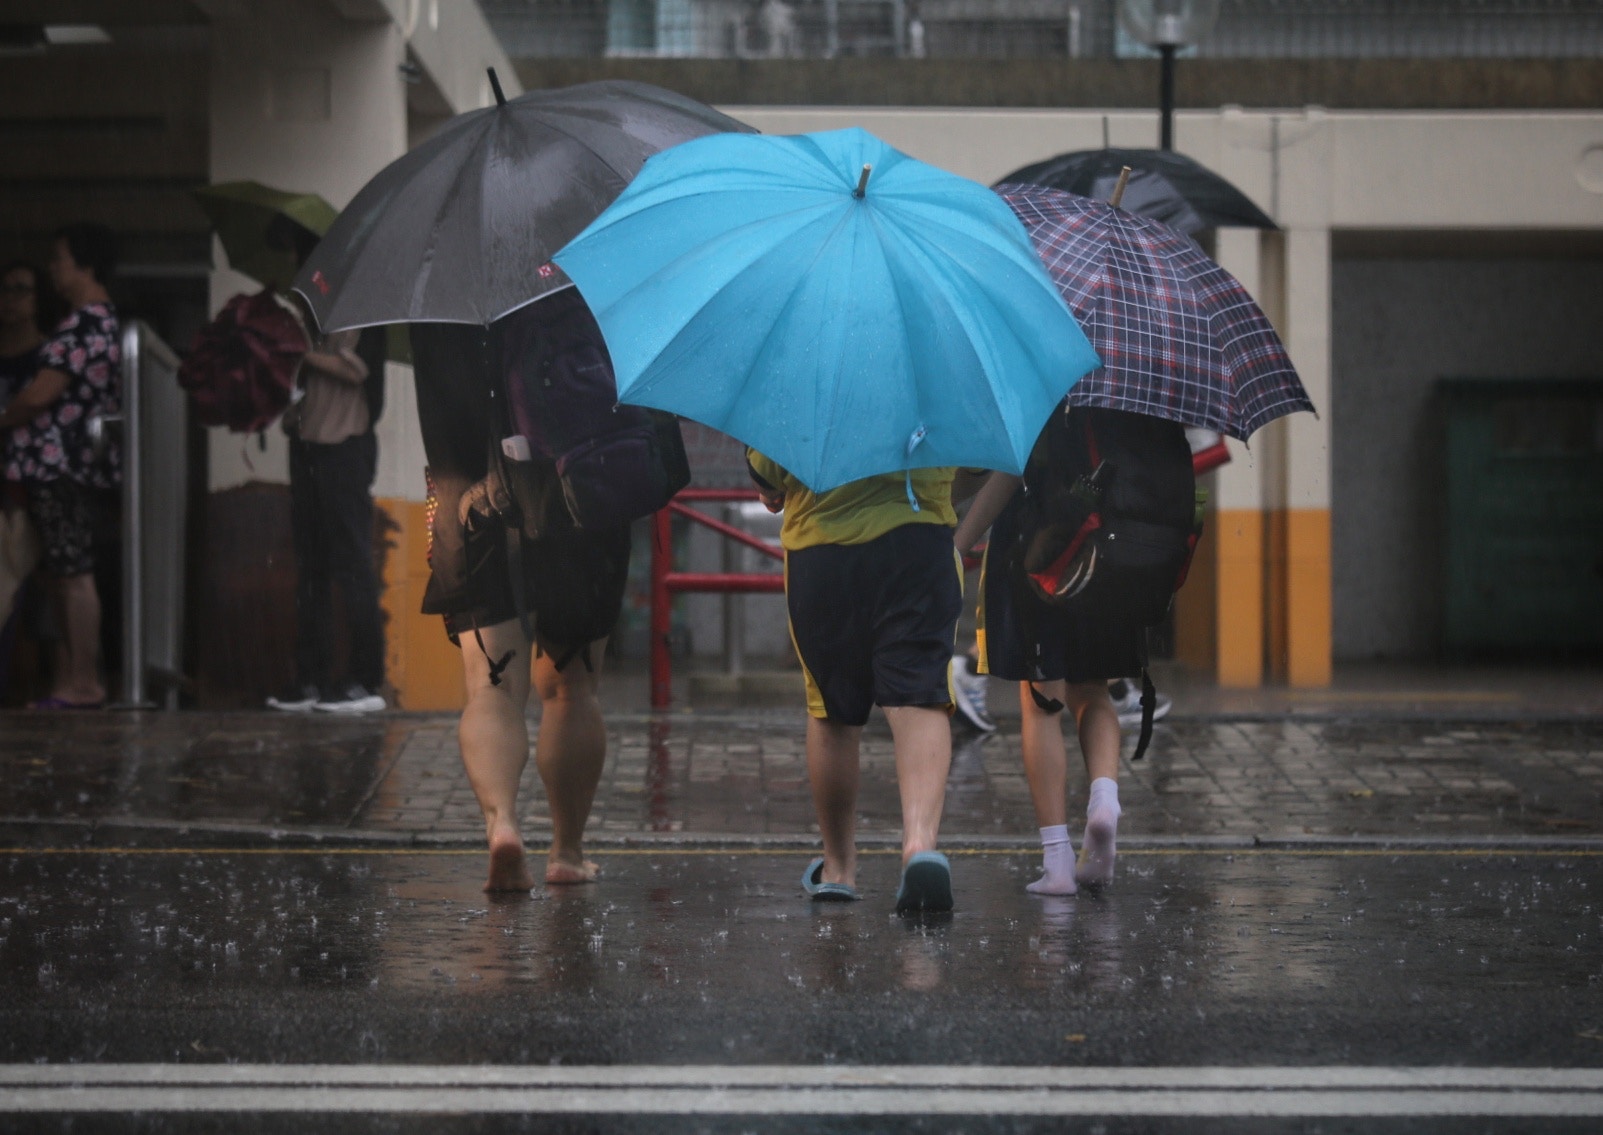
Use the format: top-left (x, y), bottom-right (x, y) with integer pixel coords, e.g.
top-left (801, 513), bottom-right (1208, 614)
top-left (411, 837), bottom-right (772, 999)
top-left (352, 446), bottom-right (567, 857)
top-left (193, 181), bottom-right (339, 290)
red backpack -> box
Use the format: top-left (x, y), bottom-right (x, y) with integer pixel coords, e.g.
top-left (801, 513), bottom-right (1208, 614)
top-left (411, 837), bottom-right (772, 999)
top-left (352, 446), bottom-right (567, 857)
top-left (177, 289), bottom-right (306, 433)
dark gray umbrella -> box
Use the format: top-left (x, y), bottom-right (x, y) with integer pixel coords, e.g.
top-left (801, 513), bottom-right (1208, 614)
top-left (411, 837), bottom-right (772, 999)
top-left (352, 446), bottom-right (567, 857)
top-left (995, 148), bottom-right (1275, 236)
top-left (293, 78), bottom-right (755, 332)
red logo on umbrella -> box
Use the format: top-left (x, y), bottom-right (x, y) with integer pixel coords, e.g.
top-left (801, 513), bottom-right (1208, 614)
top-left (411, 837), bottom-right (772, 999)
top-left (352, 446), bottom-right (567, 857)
top-left (311, 270), bottom-right (330, 295)
top-left (537, 263), bottom-right (555, 278)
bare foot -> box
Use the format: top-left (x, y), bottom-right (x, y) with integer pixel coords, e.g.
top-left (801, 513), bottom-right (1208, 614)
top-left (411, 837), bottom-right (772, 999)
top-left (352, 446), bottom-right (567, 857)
top-left (545, 856), bottom-right (599, 885)
top-left (484, 828), bottom-right (535, 893)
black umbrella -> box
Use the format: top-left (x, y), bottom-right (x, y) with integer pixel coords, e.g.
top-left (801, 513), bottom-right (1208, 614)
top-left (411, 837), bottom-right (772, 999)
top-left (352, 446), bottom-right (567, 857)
top-left (293, 77), bottom-right (755, 332)
top-left (995, 148), bottom-right (1275, 236)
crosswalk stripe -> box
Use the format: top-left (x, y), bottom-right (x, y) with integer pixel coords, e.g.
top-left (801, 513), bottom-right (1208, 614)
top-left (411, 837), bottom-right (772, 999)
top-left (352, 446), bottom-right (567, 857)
top-left (4, 1066), bottom-right (1602, 1116)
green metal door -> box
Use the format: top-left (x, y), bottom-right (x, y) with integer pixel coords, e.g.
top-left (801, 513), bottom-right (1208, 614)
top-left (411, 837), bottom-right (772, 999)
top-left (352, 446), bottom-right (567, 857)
top-left (1442, 378), bottom-right (1603, 652)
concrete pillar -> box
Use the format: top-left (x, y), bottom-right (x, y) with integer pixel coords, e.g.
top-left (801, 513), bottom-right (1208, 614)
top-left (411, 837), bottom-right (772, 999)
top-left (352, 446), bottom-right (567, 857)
top-left (1191, 226), bottom-right (1268, 688)
top-left (1278, 226), bottom-right (1334, 687)
top-left (206, 0), bottom-right (408, 490)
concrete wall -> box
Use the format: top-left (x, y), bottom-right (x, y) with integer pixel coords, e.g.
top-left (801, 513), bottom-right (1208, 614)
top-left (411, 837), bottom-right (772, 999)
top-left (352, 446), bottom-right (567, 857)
top-left (1331, 255), bottom-right (1603, 660)
top-left (198, 87), bottom-right (1603, 693)
top-left (199, 0), bottom-right (517, 709)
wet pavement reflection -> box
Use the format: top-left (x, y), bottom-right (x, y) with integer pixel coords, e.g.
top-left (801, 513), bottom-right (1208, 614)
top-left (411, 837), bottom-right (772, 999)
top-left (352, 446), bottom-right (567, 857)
top-left (3, 713), bottom-right (1600, 843)
top-left (0, 714), bottom-right (408, 829)
top-left (3, 847), bottom-right (1600, 1068)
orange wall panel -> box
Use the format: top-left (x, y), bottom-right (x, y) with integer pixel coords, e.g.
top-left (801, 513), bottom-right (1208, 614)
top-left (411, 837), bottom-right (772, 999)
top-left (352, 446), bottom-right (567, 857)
top-left (1285, 508), bottom-right (1333, 688)
top-left (377, 498), bottom-right (465, 711)
top-left (1215, 508), bottom-right (1265, 688)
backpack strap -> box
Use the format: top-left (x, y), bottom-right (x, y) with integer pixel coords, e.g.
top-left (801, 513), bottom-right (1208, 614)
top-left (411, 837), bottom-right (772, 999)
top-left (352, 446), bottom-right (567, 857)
top-left (1028, 683), bottom-right (1065, 715)
top-left (470, 618), bottom-right (516, 688)
top-left (1131, 667), bottom-right (1157, 761)
top-left (1082, 409), bottom-right (1102, 468)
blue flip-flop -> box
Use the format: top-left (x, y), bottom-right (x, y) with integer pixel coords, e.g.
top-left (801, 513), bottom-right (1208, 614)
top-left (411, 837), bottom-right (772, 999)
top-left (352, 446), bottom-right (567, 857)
top-left (801, 857), bottom-right (859, 902)
top-left (895, 851), bottom-right (954, 913)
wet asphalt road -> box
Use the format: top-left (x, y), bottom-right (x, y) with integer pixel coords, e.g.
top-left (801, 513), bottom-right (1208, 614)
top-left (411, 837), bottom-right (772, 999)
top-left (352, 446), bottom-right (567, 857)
top-left (3, 845), bottom-right (1602, 1132)
top-left (2, 709), bottom-right (1600, 1131)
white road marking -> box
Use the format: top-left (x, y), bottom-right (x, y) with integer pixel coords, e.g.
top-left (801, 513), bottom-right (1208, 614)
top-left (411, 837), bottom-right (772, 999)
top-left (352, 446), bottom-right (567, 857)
top-left (2, 1065), bottom-right (1602, 1115)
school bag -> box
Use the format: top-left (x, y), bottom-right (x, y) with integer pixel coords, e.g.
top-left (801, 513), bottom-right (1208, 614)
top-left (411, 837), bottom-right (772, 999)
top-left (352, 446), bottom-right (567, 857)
top-left (458, 287), bottom-right (689, 675)
top-left (1008, 405), bottom-right (1203, 759)
top-left (492, 287), bottom-right (689, 539)
top-left (177, 289), bottom-right (306, 433)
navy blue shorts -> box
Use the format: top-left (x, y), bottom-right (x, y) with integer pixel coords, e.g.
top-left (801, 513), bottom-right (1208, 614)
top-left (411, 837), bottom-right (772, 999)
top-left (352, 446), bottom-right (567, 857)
top-left (785, 523), bottom-right (961, 727)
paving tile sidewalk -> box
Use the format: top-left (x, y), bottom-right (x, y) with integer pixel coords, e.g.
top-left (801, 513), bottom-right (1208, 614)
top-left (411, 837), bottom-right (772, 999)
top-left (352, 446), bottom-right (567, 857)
top-left (2, 709), bottom-right (1598, 846)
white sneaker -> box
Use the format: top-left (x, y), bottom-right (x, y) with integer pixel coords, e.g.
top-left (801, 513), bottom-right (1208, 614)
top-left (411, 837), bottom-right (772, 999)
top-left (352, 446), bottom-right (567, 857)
top-left (314, 683), bottom-right (386, 714)
top-left (951, 654), bottom-right (997, 733)
top-left (266, 684), bottom-right (320, 712)
top-left (1108, 678), bottom-right (1171, 729)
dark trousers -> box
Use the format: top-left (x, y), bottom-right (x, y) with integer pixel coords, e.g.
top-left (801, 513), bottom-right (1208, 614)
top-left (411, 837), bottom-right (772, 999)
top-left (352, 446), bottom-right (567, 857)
top-left (288, 432), bottom-right (384, 693)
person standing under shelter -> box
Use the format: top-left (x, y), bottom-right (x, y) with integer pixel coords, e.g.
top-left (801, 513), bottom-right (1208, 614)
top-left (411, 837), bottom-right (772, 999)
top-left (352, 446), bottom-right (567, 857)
top-left (748, 453), bottom-right (963, 912)
top-left (266, 227), bottom-right (388, 714)
top-left (0, 225), bottom-right (121, 710)
top-left (408, 291), bottom-right (632, 893)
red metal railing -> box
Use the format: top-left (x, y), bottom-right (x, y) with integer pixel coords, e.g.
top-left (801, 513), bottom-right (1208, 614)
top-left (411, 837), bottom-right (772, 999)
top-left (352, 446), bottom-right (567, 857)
top-left (647, 450), bottom-right (1229, 710)
top-left (650, 488), bottom-right (784, 709)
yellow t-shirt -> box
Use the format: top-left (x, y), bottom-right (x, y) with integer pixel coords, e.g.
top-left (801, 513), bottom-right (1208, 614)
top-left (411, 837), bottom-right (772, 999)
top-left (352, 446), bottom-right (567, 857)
top-left (748, 450), bottom-right (957, 551)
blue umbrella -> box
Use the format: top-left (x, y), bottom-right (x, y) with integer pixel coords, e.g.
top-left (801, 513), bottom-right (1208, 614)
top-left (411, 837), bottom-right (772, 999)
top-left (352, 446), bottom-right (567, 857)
top-left (552, 127), bottom-right (1100, 492)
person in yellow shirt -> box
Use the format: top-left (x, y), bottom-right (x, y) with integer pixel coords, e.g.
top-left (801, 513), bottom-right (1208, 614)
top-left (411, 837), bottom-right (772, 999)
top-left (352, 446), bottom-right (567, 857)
top-left (748, 450), bottom-right (963, 912)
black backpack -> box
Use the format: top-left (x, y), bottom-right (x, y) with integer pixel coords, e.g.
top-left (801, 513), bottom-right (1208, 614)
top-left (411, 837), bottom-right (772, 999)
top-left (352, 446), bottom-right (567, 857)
top-left (492, 288), bottom-right (688, 540)
top-left (1008, 405), bottom-right (1202, 758)
top-left (480, 290), bottom-right (689, 674)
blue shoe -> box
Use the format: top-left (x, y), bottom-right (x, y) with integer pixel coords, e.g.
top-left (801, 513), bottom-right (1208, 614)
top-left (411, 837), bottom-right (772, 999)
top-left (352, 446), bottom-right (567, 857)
top-left (895, 851), bottom-right (954, 913)
top-left (801, 857), bottom-right (859, 902)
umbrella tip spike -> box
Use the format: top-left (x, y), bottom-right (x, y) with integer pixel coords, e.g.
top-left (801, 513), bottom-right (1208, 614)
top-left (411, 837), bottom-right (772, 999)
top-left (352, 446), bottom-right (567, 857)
top-left (854, 164), bottom-right (872, 199)
top-left (487, 67), bottom-right (507, 107)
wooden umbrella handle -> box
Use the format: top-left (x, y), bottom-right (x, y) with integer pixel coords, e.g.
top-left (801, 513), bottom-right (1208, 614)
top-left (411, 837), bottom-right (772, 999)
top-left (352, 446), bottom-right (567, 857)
top-left (1109, 166), bottom-right (1132, 207)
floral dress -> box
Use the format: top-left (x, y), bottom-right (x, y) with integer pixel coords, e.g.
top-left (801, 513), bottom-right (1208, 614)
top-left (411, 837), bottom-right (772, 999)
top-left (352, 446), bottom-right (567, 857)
top-left (3, 303), bottom-right (120, 487)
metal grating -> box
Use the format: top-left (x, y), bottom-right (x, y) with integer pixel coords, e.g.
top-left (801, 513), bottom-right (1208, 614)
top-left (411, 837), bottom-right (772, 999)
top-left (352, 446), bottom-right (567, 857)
top-left (483, 0), bottom-right (1603, 59)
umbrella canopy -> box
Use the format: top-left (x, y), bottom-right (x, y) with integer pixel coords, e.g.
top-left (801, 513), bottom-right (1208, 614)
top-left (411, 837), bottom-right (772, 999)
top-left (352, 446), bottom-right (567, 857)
top-left (995, 183), bottom-right (1312, 441)
top-left (193, 181), bottom-right (338, 290)
top-left (293, 80), bottom-right (755, 332)
top-left (997, 148), bottom-right (1275, 235)
top-left (553, 128), bottom-right (1101, 493)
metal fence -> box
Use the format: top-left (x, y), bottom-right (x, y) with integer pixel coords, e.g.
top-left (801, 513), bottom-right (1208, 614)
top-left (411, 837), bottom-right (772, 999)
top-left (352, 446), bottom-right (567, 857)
top-left (484, 0), bottom-right (1603, 59)
top-left (113, 321), bottom-right (188, 709)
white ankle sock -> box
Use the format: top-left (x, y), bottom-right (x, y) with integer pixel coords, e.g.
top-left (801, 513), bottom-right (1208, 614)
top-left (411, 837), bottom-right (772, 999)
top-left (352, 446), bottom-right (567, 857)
top-left (1077, 778), bottom-right (1121, 886)
top-left (1026, 823), bottom-right (1077, 895)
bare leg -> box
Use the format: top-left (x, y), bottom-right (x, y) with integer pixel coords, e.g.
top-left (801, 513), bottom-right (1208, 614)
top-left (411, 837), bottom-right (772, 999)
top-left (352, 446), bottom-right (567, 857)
top-left (1064, 681), bottom-right (1122, 885)
top-left (806, 715), bottom-right (861, 889)
top-left (457, 618), bottom-right (536, 892)
top-left (51, 573), bottom-right (104, 704)
top-left (1018, 681), bottom-right (1075, 895)
top-left (883, 705), bottom-right (951, 863)
top-left (1018, 681), bottom-right (1070, 829)
top-left (1065, 681), bottom-right (1121, 784)
top-left (532, 639), bottom-right (608, 884)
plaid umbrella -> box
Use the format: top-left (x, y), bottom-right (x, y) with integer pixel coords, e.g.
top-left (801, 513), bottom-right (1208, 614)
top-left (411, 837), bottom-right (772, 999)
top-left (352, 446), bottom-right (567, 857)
top-left (995, 183), bottom-right (1313, 441)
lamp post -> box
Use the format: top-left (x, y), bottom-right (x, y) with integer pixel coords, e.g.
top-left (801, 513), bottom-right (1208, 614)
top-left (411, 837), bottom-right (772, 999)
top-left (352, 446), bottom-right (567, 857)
top-left (1118, 0), bottom-right (1219, 150)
